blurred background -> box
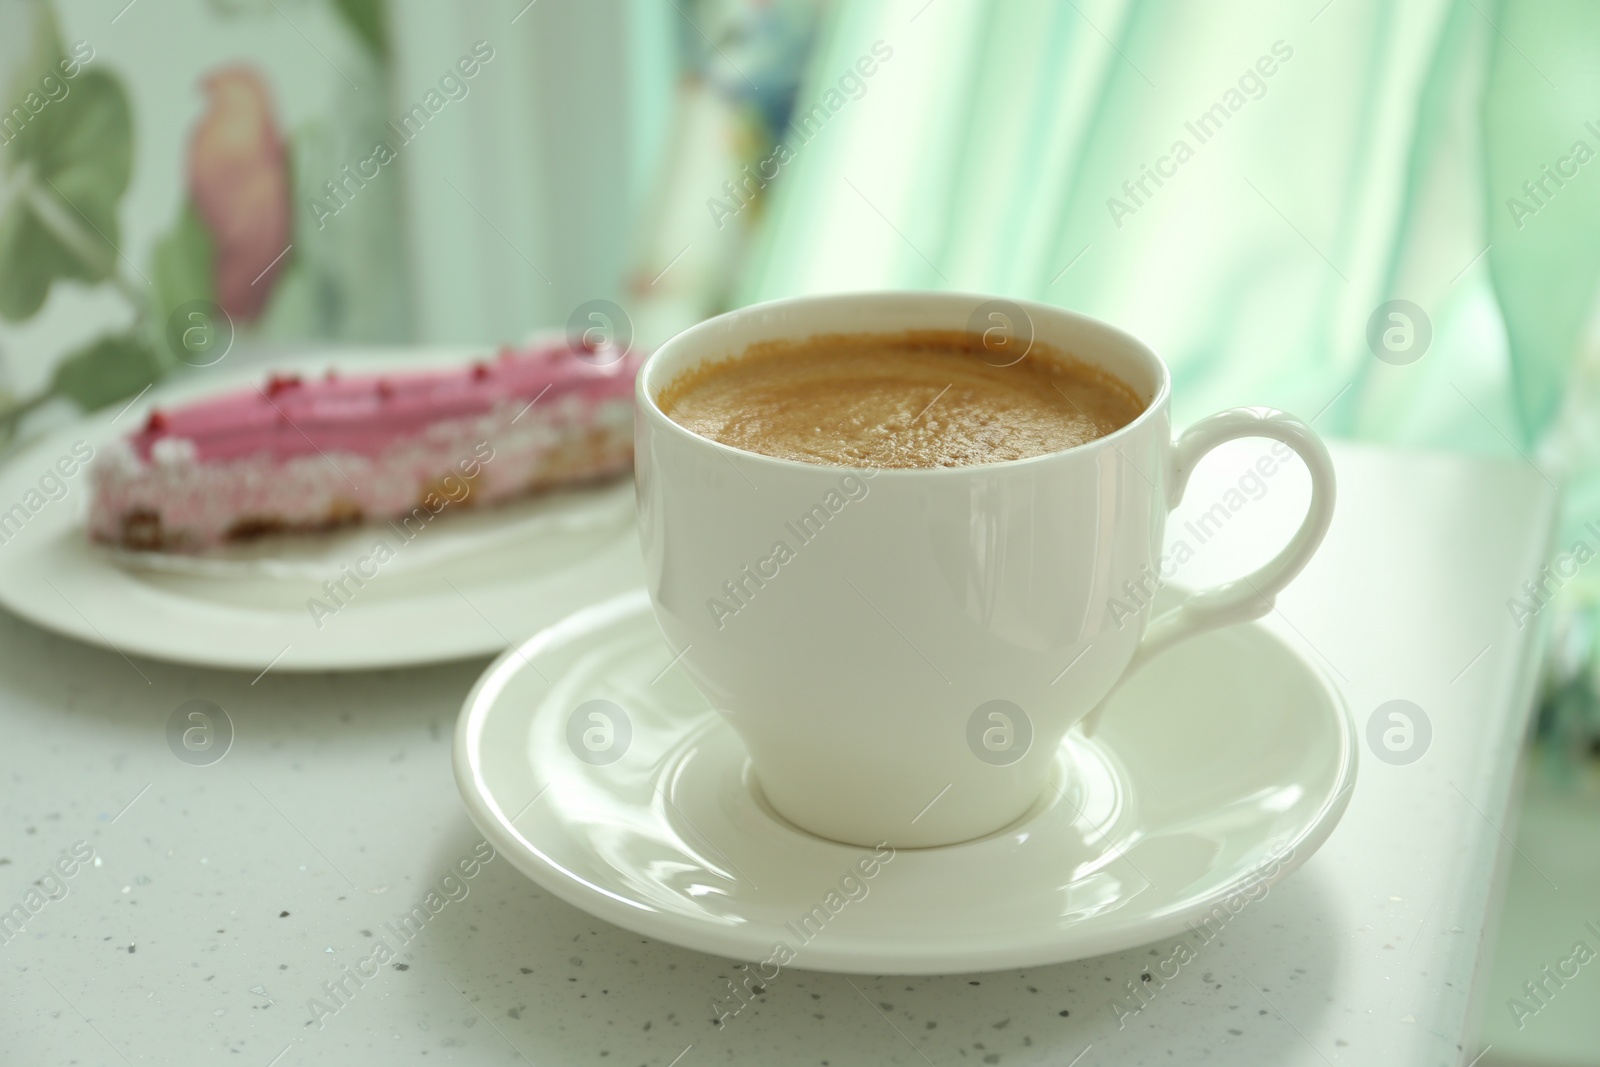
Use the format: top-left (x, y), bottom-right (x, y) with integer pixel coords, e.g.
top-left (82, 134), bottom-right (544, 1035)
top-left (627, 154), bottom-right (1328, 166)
top-left (1, 0), bottom-right (1597, 1061)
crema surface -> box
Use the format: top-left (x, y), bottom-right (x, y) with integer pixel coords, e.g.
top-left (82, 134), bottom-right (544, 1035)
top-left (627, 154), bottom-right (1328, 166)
top-left (658, 330), bottom-right (1146, 468)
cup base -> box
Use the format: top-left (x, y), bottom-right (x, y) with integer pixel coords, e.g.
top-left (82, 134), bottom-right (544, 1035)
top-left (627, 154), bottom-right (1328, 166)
top-left (743, 760), bottom-right (1061, 850)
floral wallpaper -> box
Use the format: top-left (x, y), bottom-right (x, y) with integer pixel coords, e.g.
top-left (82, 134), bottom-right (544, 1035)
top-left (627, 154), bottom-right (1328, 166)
top-left (0, 0), bottom-right (406, 443)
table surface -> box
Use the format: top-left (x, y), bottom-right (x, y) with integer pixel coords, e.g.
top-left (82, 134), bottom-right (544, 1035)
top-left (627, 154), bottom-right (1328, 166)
top-left (0, 440), bottom-right (1557, 1067)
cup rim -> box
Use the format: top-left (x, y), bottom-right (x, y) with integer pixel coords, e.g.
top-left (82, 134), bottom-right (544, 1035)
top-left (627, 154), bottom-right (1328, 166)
top-left (637, 289), bottom-right (1173, 475)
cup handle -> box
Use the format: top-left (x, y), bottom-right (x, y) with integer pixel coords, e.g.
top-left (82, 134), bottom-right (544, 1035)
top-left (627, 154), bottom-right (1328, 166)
top-left (1080, 407), bottom-right (1336, 737)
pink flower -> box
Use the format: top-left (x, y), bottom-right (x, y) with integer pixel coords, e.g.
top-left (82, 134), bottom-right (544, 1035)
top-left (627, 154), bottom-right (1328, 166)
top-left (188, 66), bottom-right (290, 323)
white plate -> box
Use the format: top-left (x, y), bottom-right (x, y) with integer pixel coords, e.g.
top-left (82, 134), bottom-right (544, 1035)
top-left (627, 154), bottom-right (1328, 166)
top-left (0, 350), bottom-right (642, 671)
top-left (453, 589), bottom-right (1357, 974)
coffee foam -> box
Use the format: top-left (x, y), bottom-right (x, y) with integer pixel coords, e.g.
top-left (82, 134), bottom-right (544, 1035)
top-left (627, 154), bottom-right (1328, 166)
top-left (657, 330), bottom-right (1145, 469)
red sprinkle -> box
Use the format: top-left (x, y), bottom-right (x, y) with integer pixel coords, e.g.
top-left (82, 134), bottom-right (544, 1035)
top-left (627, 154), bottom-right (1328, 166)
top-left (266, 373), bottom-right (303, 396)
top-left (376, 379), bottom-right (394, 399)
top-left (471, 362), bottom-right (490, 380)
top-left (144, 410), bottom-right (167, 433)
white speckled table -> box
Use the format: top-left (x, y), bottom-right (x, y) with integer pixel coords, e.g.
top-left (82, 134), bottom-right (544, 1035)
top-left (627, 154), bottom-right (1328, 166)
top-left (0, 442), bottom-right (1555, 1066)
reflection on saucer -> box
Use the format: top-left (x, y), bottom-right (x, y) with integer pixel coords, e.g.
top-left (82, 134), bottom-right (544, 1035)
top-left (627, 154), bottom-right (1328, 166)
top-left (454, 589), bottom-right (1355, 974)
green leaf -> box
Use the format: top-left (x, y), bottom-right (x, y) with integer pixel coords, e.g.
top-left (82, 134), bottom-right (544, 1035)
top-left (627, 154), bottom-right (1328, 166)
top-left (50, 333), bottom-right (165, 412)
top-left (151, 201), bottom-right (214, 310)
top-left (0, 69), bottom-right (134, 321)
top-left (329, 0), bottom-right (389, 60)
top-left (143, 199), bottom-right (216, 364)
top-left (0, 206), bottom-right (77, 320)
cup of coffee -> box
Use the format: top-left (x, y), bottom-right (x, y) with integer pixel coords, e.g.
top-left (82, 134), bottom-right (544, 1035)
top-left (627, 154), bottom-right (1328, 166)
top-left (635, 291), bottom-right (1334, 848)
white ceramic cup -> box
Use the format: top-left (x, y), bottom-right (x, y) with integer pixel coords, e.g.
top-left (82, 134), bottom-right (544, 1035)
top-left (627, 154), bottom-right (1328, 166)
top-left (635, 291), bottom-right (1335, 848)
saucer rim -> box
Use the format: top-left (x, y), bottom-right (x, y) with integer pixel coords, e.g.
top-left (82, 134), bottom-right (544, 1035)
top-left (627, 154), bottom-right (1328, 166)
top-left (453, 588), bottom-right (1359, 974)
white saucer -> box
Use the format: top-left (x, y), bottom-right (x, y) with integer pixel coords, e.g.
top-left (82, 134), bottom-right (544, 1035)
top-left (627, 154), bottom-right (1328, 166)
top-left (0, 349), bottom-right (642, 672)
top-left (454, 589), bottom-right (1357, 974)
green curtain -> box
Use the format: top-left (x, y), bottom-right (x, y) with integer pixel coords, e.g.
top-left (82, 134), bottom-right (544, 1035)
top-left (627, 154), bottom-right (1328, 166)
top-left (737, 0), bottom-right (1597, 450)
top-left (717, 0), bottom-right (1600, 753)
